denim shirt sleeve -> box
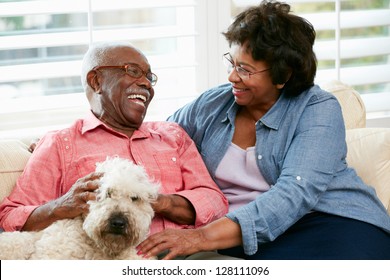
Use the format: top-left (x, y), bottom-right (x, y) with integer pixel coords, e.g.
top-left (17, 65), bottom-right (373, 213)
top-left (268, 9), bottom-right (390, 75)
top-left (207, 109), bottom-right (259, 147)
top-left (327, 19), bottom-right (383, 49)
top-left (227, 89), bottom-right (348, 255)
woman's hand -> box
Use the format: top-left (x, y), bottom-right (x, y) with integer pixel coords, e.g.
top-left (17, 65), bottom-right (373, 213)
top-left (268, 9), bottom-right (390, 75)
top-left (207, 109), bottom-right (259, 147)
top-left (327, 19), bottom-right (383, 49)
top-left (28, 138), bottom-right (40, 153)
top-left (137, 228), bottom-right (207, 260)
top-left (137, 217), bottom-right (243, 260)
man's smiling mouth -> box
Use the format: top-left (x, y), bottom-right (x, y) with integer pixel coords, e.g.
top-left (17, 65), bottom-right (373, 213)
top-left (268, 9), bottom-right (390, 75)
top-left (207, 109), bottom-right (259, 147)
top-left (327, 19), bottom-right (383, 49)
top-left (127, 94), bottom-right (147, 103)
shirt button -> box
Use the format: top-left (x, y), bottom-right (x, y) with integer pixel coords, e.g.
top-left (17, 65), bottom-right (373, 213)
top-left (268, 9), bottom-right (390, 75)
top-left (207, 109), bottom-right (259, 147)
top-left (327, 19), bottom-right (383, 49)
top-left (296, 176), bottom-right (301, 181)
top-left (172, 157), bottom-right (177, 162)
top-left (257, 155), bottom-right (262, 160)
top-left (65, 146), bottom-right (69, 149)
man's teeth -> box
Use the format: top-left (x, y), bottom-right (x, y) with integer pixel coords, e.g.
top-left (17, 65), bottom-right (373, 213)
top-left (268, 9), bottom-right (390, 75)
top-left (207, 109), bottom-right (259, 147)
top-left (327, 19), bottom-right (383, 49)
top-left (127, 94), bottom-right (147, 102)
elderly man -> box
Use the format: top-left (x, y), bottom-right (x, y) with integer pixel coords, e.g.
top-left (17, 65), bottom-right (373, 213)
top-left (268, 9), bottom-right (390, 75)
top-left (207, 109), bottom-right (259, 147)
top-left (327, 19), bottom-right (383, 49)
top-left (0, 42), bottom-right (228, 234)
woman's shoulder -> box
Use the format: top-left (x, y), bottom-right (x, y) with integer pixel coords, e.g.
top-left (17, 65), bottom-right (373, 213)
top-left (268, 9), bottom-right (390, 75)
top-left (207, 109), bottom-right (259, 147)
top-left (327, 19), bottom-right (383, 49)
top-left (304, 84), bottom-right (338, 104)
top-left (287, 85), bottom-right (340, 114)
top-left (168, 83), bottom-right (234, 124)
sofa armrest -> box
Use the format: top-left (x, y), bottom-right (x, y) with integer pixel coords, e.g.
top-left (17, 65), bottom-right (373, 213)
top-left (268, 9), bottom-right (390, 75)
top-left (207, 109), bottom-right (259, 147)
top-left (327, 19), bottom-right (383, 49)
top-left (0, 140), bottom-right (31, 203)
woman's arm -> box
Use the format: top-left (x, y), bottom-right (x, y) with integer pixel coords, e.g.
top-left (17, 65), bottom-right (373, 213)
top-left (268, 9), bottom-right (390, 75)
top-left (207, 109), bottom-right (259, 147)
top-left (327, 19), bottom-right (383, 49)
top-left (137, 217), bottom-right (242, 260)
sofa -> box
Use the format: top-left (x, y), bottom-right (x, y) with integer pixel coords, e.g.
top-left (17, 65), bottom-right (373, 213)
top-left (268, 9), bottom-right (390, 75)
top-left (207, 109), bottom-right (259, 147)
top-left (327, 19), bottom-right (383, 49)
top-left (0, 81), bottom-right (389, 215)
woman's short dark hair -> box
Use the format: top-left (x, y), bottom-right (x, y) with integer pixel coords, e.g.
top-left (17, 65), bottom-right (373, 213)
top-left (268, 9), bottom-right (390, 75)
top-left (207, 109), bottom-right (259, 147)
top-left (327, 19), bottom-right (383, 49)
top-left (223, 0), bottom-right (317, 96)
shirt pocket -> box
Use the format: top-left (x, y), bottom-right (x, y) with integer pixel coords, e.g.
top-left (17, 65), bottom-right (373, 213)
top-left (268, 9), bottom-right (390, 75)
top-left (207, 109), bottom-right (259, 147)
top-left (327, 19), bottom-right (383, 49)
top-left (153, 152), bottom-right (183, 193)
top-left (72, 154), bottom-right (111, 179)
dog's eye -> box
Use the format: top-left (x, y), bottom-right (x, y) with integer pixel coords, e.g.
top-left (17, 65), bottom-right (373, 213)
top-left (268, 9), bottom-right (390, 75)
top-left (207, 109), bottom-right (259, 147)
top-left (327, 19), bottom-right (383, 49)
top-left (131, 196), bottom-right (139, 202)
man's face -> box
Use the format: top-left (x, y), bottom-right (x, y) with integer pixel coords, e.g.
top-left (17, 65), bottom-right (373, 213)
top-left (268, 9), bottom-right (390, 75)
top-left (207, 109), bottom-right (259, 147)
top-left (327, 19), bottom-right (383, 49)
top-left (91, 46), bottom-right (155, 131)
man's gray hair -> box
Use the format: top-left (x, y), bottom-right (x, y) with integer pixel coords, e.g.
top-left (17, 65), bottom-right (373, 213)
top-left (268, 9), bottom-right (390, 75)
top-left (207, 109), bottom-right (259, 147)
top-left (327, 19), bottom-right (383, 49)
top-left (80, 41), bottom-right (134, 90)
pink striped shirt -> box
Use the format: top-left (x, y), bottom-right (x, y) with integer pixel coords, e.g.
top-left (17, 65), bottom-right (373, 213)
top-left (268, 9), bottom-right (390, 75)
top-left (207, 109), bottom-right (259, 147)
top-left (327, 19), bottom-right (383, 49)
top-left (0, 113), bottom-right (228, 233)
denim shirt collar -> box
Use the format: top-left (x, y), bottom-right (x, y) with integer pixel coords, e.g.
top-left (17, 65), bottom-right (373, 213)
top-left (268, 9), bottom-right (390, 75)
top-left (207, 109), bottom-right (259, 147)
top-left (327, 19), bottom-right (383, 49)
top-left (260, 91), bottom-right (292, 130)
top-left (222, 90), bottom-right (292, 131)
top-left (222, 102), bottom-right (238, 124)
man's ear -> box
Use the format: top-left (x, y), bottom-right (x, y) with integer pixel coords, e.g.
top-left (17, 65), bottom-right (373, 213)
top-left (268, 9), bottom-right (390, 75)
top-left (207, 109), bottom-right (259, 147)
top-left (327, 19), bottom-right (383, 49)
top-left (87, 70), bottom-right (102, 93)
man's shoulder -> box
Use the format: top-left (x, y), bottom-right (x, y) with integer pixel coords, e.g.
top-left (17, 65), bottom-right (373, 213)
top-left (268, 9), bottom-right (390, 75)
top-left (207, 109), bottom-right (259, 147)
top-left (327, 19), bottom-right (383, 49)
top-left (140, 121), bottom-right (191, 147)
top-left (38, 118), bottom-right (84, 144)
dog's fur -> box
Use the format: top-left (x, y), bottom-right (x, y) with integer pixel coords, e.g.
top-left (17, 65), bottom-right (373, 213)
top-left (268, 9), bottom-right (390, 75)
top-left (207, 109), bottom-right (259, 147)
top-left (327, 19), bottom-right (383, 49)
top-left (0, 157), bottom-right (159, 259)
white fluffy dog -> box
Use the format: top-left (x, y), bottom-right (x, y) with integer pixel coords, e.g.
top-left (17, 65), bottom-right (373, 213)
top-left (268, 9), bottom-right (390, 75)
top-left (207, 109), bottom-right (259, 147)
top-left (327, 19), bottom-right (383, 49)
top-left (0, 157), bottom-right (159, 260)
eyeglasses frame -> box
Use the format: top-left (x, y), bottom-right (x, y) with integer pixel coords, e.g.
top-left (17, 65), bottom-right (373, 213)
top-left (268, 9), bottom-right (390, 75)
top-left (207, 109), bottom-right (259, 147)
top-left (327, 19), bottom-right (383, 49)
top-left (93, 63), bottom-right (158, 86)
top-left (223, 52), bottom-right (270, 79)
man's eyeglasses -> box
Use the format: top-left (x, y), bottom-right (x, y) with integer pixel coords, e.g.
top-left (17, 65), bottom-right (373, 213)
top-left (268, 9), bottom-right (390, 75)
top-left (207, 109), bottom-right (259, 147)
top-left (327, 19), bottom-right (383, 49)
top-left (93, 63), bottom-right (158, 86)
top-left (223, 52), bottom-right (270, 80)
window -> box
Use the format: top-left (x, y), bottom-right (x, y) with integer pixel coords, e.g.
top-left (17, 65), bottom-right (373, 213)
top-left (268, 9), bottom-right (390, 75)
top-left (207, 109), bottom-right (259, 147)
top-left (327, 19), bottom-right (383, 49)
top-left (0, 0), bottom-right (201, 138)
top-left (1, 0), bottom-right (389, 139)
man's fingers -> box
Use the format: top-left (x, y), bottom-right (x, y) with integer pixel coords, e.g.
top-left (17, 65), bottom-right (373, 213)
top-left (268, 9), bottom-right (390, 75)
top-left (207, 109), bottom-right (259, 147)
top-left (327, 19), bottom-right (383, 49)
top-left (81, 172), bottom-right (104, 183)
top-left (81, 191), bottom-right (96, 202)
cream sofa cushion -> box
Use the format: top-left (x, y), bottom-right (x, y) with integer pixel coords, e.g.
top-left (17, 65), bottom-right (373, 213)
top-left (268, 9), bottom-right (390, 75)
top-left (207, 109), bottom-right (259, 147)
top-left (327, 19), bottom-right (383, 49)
top-left (346, 128), bottom-right (390, 213)
top-left (0, 140), bottom-right (31, 203)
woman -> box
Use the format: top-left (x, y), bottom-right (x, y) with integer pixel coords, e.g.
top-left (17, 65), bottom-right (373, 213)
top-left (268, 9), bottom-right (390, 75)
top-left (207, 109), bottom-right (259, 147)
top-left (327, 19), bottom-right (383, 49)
top-left (137, 0), bottom-right (390, 259)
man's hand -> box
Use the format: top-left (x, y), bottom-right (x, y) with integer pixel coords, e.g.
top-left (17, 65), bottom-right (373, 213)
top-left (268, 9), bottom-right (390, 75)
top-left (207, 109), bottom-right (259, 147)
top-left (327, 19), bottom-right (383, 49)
top-left (52, 172), bottom-right (102, 219)
top-left (152, 194), bottom-right (196, 225)
top-left (22, 172), bottom-right (103, 231)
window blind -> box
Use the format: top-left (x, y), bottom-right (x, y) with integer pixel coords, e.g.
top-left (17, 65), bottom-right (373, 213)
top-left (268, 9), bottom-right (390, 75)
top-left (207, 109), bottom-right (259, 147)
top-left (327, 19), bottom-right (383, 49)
top-left (0, 0), bottom-right (200, 139)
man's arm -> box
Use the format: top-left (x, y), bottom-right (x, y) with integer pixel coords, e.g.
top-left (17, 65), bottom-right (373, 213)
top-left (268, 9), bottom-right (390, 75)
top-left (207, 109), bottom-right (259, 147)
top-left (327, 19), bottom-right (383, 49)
top-left (152, 194), bottom-right (195, 225)
top-left (22, 173), bottom-right (100, 231)
top-left (172, 124), bottom-right (228, 227)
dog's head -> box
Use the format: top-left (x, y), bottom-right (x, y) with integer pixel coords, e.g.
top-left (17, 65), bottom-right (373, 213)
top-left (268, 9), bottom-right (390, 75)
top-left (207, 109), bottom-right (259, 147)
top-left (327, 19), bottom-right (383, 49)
top-left (82, 157), bottom-right (159, 257)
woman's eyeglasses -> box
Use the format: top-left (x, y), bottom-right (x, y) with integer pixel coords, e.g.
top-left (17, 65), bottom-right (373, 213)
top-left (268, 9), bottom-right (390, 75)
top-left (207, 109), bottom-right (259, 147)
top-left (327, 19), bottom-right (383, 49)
top-left (223, 53), bottom-right (270, 80)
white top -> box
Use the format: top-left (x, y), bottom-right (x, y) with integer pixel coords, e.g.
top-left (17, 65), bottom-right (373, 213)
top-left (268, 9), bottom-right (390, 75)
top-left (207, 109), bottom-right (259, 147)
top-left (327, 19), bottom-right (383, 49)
top-left (215, 142), bottom-right (270, 212)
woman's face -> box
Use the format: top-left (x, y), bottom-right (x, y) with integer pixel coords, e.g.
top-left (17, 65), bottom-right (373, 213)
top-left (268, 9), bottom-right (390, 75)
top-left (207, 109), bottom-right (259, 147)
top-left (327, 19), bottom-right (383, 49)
top-left (227, 43), bottom-right (281, 110)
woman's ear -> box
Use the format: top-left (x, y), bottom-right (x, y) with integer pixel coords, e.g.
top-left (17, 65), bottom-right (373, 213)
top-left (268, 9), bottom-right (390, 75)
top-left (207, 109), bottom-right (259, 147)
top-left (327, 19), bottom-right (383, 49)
top-left (276, 70), bottom-right (292, 89)
top-left (87, 70), bottom-right (102, 93)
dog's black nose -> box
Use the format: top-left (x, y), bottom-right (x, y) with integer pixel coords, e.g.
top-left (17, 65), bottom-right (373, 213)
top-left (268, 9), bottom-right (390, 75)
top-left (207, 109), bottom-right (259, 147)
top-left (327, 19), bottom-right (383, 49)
top-left (109, 215), bottom-right (128, 234)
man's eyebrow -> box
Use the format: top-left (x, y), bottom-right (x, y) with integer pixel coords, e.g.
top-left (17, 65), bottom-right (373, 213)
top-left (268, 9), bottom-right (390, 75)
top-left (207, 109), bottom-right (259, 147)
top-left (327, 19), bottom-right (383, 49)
top-left (124, 62), bottom-right (152, 72)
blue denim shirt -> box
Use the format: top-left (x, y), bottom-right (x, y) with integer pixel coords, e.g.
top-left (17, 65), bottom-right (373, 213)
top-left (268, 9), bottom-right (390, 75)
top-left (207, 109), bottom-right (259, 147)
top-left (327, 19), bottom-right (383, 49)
top-left (168, 83), bottom-right (390, 255)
